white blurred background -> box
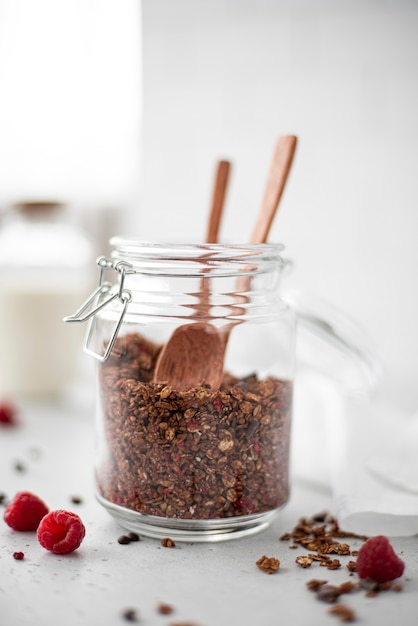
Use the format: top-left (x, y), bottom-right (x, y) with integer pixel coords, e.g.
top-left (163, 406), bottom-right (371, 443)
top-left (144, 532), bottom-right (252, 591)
top-left (0, 0), bottom-right (417, 410)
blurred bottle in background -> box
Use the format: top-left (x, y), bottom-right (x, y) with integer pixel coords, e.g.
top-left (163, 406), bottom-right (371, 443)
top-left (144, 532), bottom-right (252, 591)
top-left (0, 0), bottom-right (142, 401)
top-left (0, 200), bottom-right (94, 398)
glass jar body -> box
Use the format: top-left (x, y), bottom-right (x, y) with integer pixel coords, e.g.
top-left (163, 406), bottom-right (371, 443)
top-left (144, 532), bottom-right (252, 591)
top-left (91, 241), bottom-right (295, 541)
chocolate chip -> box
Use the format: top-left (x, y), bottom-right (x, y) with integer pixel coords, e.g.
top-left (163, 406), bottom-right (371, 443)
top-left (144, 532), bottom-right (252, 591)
top-left (117, 535), bottom-right (132, 545)
top-left (122, 608), bottom-right (138, 622)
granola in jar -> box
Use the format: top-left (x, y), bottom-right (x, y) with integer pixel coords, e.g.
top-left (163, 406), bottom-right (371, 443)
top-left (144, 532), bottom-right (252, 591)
top-left (96, 332), bottom-right (292, 523)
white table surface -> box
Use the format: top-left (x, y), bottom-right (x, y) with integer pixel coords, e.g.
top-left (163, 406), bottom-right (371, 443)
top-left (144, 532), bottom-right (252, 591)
top-left (1, 393), bottom-right (417, 626)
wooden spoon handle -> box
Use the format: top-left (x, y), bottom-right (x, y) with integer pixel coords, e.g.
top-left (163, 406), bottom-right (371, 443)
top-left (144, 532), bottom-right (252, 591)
top-left (205, 160), bottom-right (231, 244)
top-left (250, 135), bottom-right (297, 244)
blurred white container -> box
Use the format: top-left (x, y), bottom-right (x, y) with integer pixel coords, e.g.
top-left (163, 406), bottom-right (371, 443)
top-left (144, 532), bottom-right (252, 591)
top-left (0, 201), bottom-right (93, 397)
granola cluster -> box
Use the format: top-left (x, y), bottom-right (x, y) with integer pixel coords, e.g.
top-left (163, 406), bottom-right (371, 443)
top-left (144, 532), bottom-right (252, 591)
top-left (256, 555), bottom-right (280, 574)
top-left (96, 333), bottom-right (292, 521)
top-left (280, 511), bottom-right (368, 572)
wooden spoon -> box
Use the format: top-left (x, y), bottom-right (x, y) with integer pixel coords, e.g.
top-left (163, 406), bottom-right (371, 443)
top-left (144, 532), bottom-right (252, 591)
top-left (205, 160), bottom-right (231, 244)
top-left (197, 159), bottom-right (231, 313)
top-left (153, 159), bottom-right (231, 389)
top-left (153, 136), bottom-right (297, 390)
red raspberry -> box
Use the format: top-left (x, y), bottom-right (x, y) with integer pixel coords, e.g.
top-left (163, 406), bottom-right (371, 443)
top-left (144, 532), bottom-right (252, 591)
top-left (0, 402), bottom-right (18, 426)
top-left (356, 535), bottom-right (405, 583)
top-left (37, 510), bottom-right (86, 554)
top-left (3, 491), bottom-right (49, 531)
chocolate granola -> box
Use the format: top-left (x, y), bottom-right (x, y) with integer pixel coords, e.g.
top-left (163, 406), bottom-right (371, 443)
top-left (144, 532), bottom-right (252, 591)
top-left (96, 332), bottom-right (292, 521)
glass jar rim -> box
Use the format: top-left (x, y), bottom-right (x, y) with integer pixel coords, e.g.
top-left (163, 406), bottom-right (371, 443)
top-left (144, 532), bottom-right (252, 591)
top-left (110, 238), bottom-right (285, 262)
top-left (109, 238), bottom-right (287, 278)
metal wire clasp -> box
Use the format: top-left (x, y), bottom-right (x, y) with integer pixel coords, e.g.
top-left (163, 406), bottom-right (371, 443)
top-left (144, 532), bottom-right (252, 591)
top-left (63, 256), bottom-right (133, 362)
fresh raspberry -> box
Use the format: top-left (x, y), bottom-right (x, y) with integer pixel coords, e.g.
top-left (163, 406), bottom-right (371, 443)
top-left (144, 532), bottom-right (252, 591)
top-left (37, 510), bottom-right (86, 554)
top-left (3, 491), bottom-right (49, 531)
top-left (0, 402), bottom-right (18, 426)
top-left (356, 535), bottom-right (405, 583)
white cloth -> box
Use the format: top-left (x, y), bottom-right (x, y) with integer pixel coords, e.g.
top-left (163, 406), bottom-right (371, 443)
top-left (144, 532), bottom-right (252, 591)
top-left (291, 368), bottom-right (418, 536)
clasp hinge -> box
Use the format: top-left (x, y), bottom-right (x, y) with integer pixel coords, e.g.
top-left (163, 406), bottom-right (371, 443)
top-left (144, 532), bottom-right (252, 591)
top-left (63, 256), bottom-right (133, 362)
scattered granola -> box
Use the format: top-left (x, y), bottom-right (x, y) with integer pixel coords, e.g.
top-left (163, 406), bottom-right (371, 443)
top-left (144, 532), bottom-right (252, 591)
top-left (306, 579), bottom-right (328, 592)
top-left (287, 513), bottom-right (405, 624)
top-left (161, 537), bottom-right (176, 548)
top-left (307, 579), bottom-right (357, 598)
top-left (157, 603), bottom-right (174, 615)
top-left (256, 555), bottom-right (280, 574)
top-left (326, 559), bottom-right (341, 571)
top-left (359, 578), bottom-right (403, 596)
top-left (338, 582), bottom-right (357, 595)
top-left (317, 584), bottom-right (341, 603)
top-left (296, 555), bottom-right (313, 568)
top-left (328, 603), bottom-right (356, 623)
top-left (96, 332), bottom-right (292, 522)
top-left (280, 512), bottom-right (367, 564)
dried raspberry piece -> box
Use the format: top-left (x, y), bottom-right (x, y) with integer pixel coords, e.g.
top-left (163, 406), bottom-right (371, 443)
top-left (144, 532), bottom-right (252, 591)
top-left (3, 491), bottom-right (49, 531)
top-left (13, 551), bottom-right (25, 560)
top-left (37, 510), bottom-right (86, 554)
top-left (356, 535), bottom-right (405, 583)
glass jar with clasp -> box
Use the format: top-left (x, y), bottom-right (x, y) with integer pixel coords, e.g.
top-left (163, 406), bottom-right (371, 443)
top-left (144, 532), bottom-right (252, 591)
top-left (65, 239), bottom-right (294, 541)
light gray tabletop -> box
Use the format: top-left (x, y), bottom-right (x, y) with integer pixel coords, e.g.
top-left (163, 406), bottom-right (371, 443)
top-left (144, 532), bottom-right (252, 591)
top-left (1, 396), bottom-right (417, 626)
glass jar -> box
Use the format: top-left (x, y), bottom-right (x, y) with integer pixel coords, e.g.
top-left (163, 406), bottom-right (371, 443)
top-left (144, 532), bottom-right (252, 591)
top-left (0, 201), bottom-right (93, 397)
top-left (67, 239), bottom-right (295, 541)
